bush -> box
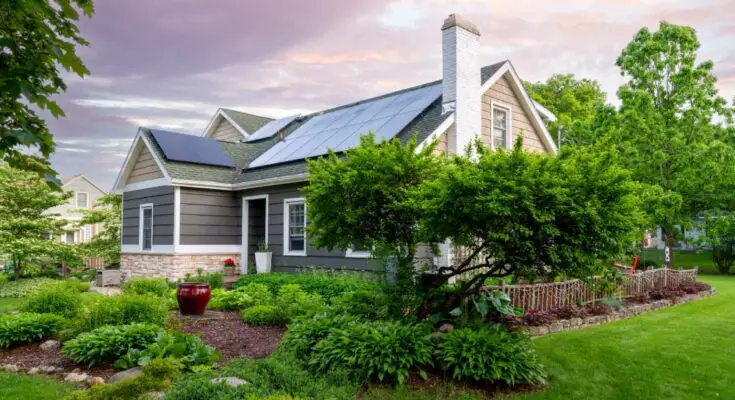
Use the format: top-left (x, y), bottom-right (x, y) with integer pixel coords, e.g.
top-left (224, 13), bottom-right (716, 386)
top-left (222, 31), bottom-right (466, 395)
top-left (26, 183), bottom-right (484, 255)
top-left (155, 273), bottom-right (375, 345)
top-left (282, 313), bottom-right (359, 361)
top-left (0, 277), bottom-right (56, 297)
top-left (65, 358), bottom-right (180, 400)
top-left (311, 320), bottom-right (433, 384)
top-left (276, 284), bottom-right (324, 319)
top-left (122, 277), bottom-right (170, 297)
top-left (329, 289), bottom-right (392, 320)
top-left (437, 325), bottom-right (546, 386)
top-left (649, 287), bottom-right (686, 301)
top-left (0, 313), bottom-right (65, 348)
top-left (241, 305), bottom-right (288, 326)
top-left (236, 283), bottom-right (274, 306)
top-left (114, 331), bottom-right (220, 371)
top-left (185, 270), bottom-right (224, 289)
top-left (548, 305), bottom-right (588, 320)
top-left (233, 272), bottom-right (379, 300)
top-left (68, 268), bottom-right (97, 282)
top-left (630, 292), bottom-right (650, 303)
top-left (585, 302), bottom-right (613, 316)
top-left (23, 286), bottom-right (82, 318)
top-left (208, 288), bottom-right (254, 311)
top-left (678, 282), bottom-right (711, 294)
top-left (75, 294), bottom-right (168, 333)
top-left (52, 279), bottom-right (91, 293)
top-left (0, 274), bottom-right (8, 287)
top-left (520, 310), bottom-right (555, 326)
top-left (164, 377), bottom-right (237, 400)
top-left (62, 324), bottom-right (163, 367)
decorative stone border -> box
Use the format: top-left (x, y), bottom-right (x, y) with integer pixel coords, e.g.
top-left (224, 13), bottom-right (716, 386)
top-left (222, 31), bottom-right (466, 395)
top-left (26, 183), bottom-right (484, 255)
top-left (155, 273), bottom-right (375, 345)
top-left (524, 289), bottom-right (716, 337)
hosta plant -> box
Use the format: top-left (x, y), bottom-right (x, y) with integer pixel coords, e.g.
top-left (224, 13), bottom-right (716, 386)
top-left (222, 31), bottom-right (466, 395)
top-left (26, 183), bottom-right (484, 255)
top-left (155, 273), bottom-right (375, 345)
top-left (114, 332), bottom-right (219, 371)
top-left (62, 324), bottom-right (163, 367)
top-left (0, 313), bottom-right (65, 348)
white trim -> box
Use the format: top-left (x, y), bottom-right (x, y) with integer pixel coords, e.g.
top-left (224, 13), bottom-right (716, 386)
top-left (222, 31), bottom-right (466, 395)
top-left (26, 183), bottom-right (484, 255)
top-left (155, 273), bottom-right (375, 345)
top-left (202, 109), bottom-right (252, 140)
top-left (490, 101), bottom-right (512, 150)
top-left (480, 62), bottom-right (557, 154)
top-left (283, 197), bottom-right (307, 256)
top-left (345, 246), bottom-right (371, 259)
top-left (242, 195), bottom-right (270, 272)
top-left (169, 173), bottom-right (308, 192)
top-left (122, 244), bottom-right (175, 254)
top-left (173, 187), bottom-right (180, 250)
top-left (63, 175), bottom-right (108, 194)
top-left (532, 100), bottom-right (557, 122)
top-left (139, 203), bottom-right (154, 251)
top-left (75, 191), bottom-right (90, 209)
top-left (415, 113), bottom-right (455, 153)
top-left (122, 178), bottom-right (171, 193)
top-left (114, 129), bottom-right (173, 193)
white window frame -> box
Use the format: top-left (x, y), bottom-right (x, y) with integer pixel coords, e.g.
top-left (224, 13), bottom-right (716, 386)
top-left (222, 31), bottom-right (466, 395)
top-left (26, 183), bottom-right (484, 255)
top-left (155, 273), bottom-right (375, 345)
top-left (346, 243), bottom-right (372, 259)
top-left (76, 191), bottom-right (89, 209)
top-left (490, 101), bottom-right (513, 150)
top-left (283, 197), bottom-right (307, 256)
top-left (139, 203), bottom-right (154, 251)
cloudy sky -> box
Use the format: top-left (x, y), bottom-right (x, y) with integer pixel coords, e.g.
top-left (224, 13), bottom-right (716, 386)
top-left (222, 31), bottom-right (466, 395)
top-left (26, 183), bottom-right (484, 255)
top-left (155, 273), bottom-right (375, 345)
top-left (49, 0), bottom-right (735, 189)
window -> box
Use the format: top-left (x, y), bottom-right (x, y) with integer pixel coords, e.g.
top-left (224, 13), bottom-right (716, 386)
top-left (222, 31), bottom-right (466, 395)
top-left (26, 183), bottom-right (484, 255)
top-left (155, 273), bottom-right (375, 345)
top-left (492, 105), bottom-right (510, 149)
top-left (76, 192), bottom-right (89, 208)
top-left (140, 204), bottom-right (153, 251)
top-left (346, 241), bottom-right (371, 258)
top-left (84, 225), bottom-right (93, 242)
top-left (284, 199), bottom-right (306, 256)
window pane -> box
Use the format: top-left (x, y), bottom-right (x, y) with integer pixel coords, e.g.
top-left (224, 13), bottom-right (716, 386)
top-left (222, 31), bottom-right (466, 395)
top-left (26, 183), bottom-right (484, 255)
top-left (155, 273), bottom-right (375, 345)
top-left (493, 108), bottom-right (508, 148)
top-left (287, 202), bottom-right (306, 253)
top-left (143, 208), bottom-right (153, 250)
top-left (290, 237), bottom-right (305, 251)
top-left (77, 193), bottom-right (88, 208)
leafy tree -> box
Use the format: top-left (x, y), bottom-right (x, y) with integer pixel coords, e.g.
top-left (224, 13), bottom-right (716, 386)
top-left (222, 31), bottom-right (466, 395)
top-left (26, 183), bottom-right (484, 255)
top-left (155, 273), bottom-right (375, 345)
top-left (305, 134), bottom-right (442, 293)
top-left (524, 74), bottom-right (607, 146)
top-left (613, 21), bottom-right (735, 264)
top-left (699, 215), bottom-right (735, 274)
top-left (75, 193), bottom-right (121, 265)
top-left (0, 0), bottom-right (94, 176)
top-left (0, 165), bottom-right (79, 279)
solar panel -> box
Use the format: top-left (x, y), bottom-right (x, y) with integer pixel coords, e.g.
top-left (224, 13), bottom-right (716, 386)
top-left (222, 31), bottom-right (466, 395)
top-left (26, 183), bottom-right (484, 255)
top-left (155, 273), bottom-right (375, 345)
top-left (248, 83), bottom-right (441, 168)
top-left (149, 129), bottom-right (235, 168)
top-left (245, 114), bottom-right (300, 142)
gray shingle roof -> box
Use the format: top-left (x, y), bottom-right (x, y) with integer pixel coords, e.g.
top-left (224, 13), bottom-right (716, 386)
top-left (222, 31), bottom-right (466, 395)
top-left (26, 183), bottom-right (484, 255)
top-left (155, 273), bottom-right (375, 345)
top-left (147, 61), bottom-right (508, 186)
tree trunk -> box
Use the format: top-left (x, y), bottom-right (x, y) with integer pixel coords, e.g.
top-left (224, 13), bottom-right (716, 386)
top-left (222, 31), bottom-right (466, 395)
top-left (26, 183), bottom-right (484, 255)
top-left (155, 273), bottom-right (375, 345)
top-left (662, 227), bottom-right (676, 268)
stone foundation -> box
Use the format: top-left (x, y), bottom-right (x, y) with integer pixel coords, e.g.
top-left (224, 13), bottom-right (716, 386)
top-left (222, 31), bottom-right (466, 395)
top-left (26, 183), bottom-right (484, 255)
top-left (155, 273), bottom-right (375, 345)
top-left (120, 253), bottom-right (241, 280)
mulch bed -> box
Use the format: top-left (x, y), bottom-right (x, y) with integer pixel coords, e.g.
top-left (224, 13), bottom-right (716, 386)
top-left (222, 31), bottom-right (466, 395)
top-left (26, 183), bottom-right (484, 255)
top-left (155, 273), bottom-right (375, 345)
top-left (176, 311), bottom-right (285, 362)
top-left (0, 342), bottom-right (118, 380)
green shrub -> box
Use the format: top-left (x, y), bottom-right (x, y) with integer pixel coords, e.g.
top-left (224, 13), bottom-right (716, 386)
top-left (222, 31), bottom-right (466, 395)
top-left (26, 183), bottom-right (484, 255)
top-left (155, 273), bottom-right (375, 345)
top-left (122, 277), bottom-right (170, 297)
top-left (0, 278), bottom-right (56, 298)
top-left (236, 283), bottom-right (274, 306)
top-left (329, 289), bottom-right (392, 320)
top-left (281, 313), bottom-right (359, 361)
top-left (164, 377), bottom-right (238, 400)
top-left (311, 320), bottom-right (433, 384)
top-left (114, 331), bottom-right (219, 371)
top-left (233, 272), bottom-right (379, 300)
top-left (0, 313), bottom-right (65, 348)
top-left (53, 279), bottom-right (91, 293)
top-left (23, 286), bottom-right (82, 318)
top-left (241, 305), bottom-right (288, 326)
top-left (65, 358), bottom-right (180, 400)
top-left (208, 288), bottom-right (254, 311)
top-left (437, 325), bottom-right (546, 386)
top-left (185, 270), bottom-right (224, 289)
top-left (0, 274), bottom-right (8, 287)
top-left (276, 284), bottom-right (324, 319)
top-left (62, 324), bottom-right (163, 367)
top-left (76, 294), bottom-right (168, 333)
top-left (68, 268), bottom-right (97, 282)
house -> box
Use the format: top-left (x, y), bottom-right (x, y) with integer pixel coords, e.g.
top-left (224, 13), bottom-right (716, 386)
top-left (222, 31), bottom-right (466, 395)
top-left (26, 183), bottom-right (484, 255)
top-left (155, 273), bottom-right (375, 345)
top-left (113, 14), bottom-right (557, 280)
top-left (46, 174), bottom-right (107, 244)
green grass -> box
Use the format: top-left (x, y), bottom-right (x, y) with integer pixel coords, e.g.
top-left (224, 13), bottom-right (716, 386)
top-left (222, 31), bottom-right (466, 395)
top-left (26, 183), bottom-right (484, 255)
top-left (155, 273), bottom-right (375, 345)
top-left (518, 275), bottom-right (734, 400)
top-left (0, 297), bottom-right (23, 313)
top-left (0, 372), bottom-right (74, 399)
top-left (638, 249), bottom-right (719, 274)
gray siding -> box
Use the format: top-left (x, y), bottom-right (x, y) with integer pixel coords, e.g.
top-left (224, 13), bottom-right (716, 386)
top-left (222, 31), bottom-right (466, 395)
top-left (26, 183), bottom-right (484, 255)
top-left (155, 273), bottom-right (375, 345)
top-left (180, 188), bottom-right (241, 245)
top-left (122, 186), bottom-right (175, 245)
top-left (238, 183), bottom-right (372, 271)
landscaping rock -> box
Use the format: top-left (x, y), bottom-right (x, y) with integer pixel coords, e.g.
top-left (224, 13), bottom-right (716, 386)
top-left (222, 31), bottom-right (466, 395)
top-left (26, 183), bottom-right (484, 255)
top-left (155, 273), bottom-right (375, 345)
top-left (27, 367), bottom-right (40, 375)
top-left (65, 372), bottom-right (89, 383)
top-left (1, 364), bottom-right (20, 372)
top-left (548, 322), bottom-right (564, 333)
top-left (40, 365), bottom-right (62, 374)
top-left (570, 317), bottom-right (582, 327)
top-left (39, 340), bottom-right (61, 352)
top-left (109, 367), bottom-right (143, 383)
top-left (438, 323), bottom-right (454, 333)
top-left (89, 376), bottom-right (105, 386)
top-left (72, 368), bottom-right (81, 373)
top-left (211, 377), bottom-right (249, 388)
top-left (147, 392), bottom-right (165, 399)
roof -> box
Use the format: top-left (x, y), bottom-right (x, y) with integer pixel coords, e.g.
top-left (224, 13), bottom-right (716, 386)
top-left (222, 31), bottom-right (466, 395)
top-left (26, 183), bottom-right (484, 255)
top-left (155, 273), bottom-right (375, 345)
top-left (60, 174), bottom-right (107, 193)
top-left (128, 60), bottom-right (549, 187)
top-left (220, 109), bottom-right (273, 134)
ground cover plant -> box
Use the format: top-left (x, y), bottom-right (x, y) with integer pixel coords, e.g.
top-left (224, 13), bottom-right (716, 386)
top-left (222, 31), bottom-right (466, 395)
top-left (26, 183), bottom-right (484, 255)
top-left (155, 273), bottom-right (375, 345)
top-left (0, 313), bottom-right (65, 348)
top-left (62, 324), bottom-right (164, 366)
top-left (0, 277), bottom-right (56, 298)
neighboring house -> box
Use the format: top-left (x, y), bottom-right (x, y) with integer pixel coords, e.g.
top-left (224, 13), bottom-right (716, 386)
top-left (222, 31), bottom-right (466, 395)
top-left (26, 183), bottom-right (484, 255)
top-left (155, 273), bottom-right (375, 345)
top-left (46, 175), bottom-right (107, 244)
top-left (113, 14), bottom-right (558, 280)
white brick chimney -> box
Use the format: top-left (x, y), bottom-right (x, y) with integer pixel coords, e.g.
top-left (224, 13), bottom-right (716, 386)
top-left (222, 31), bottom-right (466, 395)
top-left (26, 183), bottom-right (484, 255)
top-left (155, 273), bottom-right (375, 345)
top-left (441, 14), bottom-right (481, 155)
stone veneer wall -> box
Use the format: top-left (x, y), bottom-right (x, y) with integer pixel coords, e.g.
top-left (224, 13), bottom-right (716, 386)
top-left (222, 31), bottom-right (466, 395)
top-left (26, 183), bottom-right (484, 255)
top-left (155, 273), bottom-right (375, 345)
top-left (120, 254), bottom-right (241, 280)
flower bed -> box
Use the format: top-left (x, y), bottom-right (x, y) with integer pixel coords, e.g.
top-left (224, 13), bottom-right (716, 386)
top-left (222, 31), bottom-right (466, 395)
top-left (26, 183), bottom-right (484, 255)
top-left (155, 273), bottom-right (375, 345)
top-left (505, 282), bottom-right (715, 337)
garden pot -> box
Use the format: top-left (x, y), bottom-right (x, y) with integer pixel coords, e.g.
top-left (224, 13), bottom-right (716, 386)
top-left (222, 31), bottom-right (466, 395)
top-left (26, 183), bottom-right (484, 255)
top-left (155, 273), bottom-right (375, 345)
top-left (176, 282), bottom-right (211, 315)
top-left (224, 266), bottom-right (236, 276)
top-left (255, 252), bottom-right (272, 274)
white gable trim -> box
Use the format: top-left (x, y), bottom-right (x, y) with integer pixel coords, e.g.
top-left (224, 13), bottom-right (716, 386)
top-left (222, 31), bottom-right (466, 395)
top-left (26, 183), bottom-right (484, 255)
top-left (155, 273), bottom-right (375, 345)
top-left (62, 175), bottom-right (107, 194)
top-left (202, 109), bottom-right (251, 140)
top-left (415, 113), bottom-right (456, 153)
top-left (113, 129), bottom-right (172, 193)
top-left (480, 62), bottom-right (558, 154)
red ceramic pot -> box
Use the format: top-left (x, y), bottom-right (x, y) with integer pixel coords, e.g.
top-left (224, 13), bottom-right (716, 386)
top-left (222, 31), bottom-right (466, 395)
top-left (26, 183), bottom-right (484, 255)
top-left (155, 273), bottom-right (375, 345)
top-left (176, 282), bottom-right (211, 315)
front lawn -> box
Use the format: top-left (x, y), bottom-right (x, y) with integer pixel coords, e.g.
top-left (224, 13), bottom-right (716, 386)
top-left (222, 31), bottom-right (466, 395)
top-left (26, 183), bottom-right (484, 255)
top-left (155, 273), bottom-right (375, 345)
top-left (639, 249), bottom-right (717, 274)
top-left (519, 275), bottom-right (735, 399)
top-left (0, 372), bottom-right (74, 399)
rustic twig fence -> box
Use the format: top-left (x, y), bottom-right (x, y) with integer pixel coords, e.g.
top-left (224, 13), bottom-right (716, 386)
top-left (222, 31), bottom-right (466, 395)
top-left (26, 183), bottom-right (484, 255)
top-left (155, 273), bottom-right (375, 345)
top-left (480, 268), bottom-right (698, 312)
